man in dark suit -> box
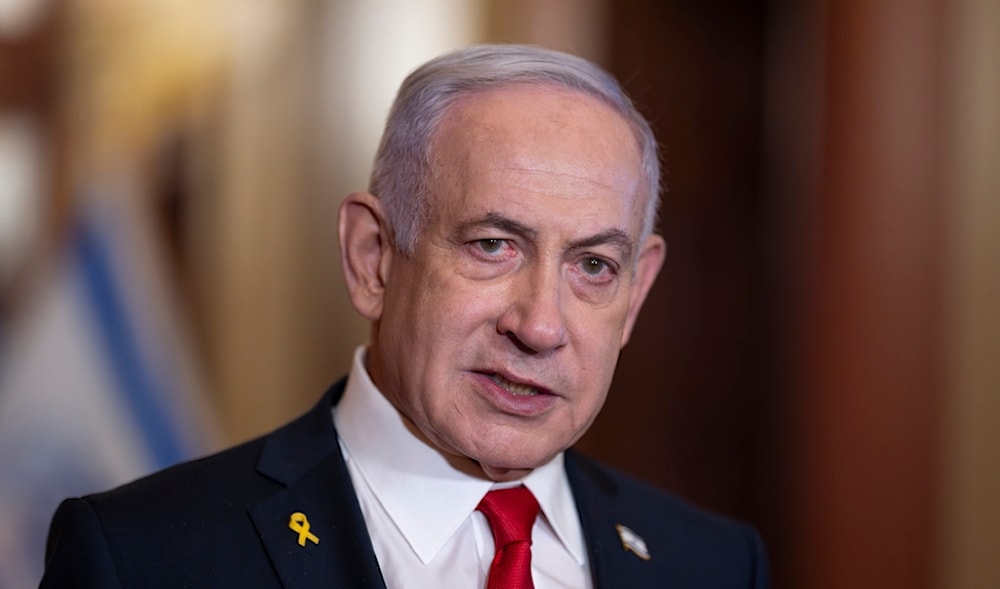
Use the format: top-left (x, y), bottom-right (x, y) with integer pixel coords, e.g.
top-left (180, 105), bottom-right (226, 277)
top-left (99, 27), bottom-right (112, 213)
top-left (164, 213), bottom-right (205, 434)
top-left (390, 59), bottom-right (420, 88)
top-left (41, 44), bottom-right (769, 588)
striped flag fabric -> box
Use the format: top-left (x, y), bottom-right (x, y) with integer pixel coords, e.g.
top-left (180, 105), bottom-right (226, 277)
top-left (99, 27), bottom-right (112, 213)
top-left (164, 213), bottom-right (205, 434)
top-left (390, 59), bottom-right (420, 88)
top-left (0, 193), bottom-right (217, 588)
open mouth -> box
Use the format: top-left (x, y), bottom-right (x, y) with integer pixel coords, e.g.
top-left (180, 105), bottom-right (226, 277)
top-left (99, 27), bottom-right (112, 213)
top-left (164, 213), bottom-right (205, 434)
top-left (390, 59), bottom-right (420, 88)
top-left (488, 373), bottom-right (541, 397)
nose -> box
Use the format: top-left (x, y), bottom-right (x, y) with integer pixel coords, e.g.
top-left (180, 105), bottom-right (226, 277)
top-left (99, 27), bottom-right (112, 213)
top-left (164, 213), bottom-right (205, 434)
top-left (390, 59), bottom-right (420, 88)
top-left (496, 264), bottom-right (569, 354)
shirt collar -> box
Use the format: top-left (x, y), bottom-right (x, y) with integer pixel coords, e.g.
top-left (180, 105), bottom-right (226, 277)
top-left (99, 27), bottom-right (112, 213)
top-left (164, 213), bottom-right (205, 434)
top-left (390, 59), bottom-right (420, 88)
top-left (334, 347), bottom-right (587, 566)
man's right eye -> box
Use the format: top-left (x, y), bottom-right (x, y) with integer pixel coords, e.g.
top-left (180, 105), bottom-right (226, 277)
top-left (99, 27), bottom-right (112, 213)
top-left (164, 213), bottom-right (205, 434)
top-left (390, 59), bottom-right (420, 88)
top-left (465, 238), bottom-right (517, 266)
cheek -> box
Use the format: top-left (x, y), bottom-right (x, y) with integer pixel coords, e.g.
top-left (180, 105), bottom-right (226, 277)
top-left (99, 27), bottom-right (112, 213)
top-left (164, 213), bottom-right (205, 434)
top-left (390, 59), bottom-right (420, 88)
top-left (390, 273), bottom-right (508, 364)
top-left (386, 263), bottom-right (452, 324)
top-left (428, 272), bottom-right (511, 323)
top-left (567, 303), bottom-right (631, 389)
top-left (570, 295), bottom-right (631, 351)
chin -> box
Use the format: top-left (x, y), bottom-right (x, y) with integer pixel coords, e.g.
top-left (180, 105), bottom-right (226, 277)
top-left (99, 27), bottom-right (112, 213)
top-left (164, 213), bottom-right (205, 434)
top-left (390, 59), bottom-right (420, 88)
top-left (472, 445), bottom-right (560, 475)
top-left (479, 466), bottom-right (533, 482)
top-left (446, 421), bottom-right (573, 473)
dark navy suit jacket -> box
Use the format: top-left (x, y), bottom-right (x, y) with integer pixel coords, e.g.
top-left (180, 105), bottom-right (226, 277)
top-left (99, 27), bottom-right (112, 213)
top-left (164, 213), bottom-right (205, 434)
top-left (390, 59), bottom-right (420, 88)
top-left (41, 380), bottom-right (770, 588)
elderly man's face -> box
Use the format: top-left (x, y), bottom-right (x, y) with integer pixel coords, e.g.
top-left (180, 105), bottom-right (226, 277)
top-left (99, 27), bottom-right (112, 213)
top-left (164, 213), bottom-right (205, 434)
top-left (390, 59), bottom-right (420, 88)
top-left (351, 84), bottom-right (664, 481)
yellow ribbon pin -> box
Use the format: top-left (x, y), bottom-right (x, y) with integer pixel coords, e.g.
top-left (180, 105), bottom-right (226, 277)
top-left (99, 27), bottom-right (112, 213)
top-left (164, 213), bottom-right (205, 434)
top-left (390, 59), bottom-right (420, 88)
top-left (288, 512), bottom-right (320, 546)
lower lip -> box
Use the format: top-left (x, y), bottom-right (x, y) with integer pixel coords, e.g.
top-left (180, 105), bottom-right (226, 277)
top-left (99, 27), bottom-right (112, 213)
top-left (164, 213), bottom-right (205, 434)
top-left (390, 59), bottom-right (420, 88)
top-left (470, 372), bottom-right (558, 417)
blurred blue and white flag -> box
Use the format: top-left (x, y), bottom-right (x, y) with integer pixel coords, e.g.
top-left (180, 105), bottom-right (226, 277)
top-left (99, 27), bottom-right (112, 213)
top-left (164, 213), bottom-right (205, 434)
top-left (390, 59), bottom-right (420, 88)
top-left (0, 189), bottom-right (217, 588)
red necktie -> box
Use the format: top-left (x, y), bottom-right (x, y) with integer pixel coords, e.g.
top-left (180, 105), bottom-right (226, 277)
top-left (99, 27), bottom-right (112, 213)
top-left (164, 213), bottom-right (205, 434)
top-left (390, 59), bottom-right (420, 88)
top-left (477, 486), bottom-right (540, 589)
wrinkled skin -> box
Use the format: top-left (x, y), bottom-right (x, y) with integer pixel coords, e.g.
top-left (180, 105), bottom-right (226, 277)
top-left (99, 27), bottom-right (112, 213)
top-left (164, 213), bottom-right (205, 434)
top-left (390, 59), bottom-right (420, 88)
top-left (339, 84), bottom-right (666, 481)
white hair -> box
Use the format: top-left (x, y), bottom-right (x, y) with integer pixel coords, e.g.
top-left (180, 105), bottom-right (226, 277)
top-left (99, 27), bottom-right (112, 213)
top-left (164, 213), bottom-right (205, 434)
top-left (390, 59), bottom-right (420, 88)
top-left (369, 44), bottom-right (661, 254)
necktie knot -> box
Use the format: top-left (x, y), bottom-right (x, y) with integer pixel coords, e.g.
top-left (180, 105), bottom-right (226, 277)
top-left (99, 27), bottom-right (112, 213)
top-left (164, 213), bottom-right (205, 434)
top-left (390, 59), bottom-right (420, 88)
top-left (477, 486), bottom-right (539, 589)
top-left (478, 486), bottom-right (540, 546)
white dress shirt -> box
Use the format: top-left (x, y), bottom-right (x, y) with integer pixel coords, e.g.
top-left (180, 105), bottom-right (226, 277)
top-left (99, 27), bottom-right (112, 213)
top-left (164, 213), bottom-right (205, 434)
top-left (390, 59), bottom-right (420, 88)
top-left (333, 347), bottom-right (593, 589)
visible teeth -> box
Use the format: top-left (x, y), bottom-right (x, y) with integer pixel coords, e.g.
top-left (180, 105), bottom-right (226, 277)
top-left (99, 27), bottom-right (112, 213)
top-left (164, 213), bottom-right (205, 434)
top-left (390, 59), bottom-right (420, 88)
top-left (490, 374), bottom-right (538, 396)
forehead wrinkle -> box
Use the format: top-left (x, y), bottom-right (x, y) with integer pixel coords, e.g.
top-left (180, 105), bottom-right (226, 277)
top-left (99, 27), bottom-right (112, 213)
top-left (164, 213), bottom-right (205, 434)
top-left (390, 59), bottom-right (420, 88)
top-left (499, 166), bottom-right (633, 190)
top-left (443, 89), bottom-right (643, 194)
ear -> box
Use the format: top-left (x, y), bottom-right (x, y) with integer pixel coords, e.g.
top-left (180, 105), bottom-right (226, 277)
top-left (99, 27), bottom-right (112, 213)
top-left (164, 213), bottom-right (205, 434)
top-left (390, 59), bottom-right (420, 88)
top-left (339, 192), bottom-right (393, 321)
top-left (620, 233), bottom-right (666, 347)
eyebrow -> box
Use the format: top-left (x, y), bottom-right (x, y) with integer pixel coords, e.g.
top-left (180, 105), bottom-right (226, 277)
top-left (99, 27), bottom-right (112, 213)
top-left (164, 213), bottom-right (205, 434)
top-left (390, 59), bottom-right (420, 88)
top-left (457, 213), bottom-right (537, 240)
top-left (458, 212), bottom-right (634, 262)
top-left (567, 229), bottom-right (634, 262)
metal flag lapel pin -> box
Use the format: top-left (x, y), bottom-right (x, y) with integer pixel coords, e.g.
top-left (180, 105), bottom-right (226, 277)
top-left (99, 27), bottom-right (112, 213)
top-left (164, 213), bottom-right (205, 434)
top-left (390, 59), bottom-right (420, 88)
top-left (615, 524), bottom-right (651, 560)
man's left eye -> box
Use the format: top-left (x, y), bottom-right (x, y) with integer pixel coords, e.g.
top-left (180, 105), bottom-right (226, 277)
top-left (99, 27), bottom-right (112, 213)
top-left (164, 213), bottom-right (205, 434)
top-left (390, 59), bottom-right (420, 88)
top-left (581, 258), bottom-right (608, 275)
top-left (477, 239), bottom-right (506, 254)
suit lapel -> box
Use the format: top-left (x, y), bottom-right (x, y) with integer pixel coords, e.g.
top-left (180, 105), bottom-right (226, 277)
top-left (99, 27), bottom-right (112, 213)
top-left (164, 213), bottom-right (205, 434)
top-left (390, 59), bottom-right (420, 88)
top-left (566, 450), bottom-right (653, 589)
top-left (248, 381), bottom-right (386, 589)
top-left (248, 453), bottom-right (385, 589)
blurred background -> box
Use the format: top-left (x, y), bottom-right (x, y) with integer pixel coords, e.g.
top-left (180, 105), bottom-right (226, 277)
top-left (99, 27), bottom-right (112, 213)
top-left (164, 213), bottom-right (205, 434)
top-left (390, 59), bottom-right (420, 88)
top-left (1, 0), bottom-right (997, 587)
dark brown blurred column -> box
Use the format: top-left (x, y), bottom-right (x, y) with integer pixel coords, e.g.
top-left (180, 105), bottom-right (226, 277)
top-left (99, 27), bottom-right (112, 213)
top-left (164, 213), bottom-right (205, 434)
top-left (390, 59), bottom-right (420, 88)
top-left (793, 0), bottom-right (947, 587)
